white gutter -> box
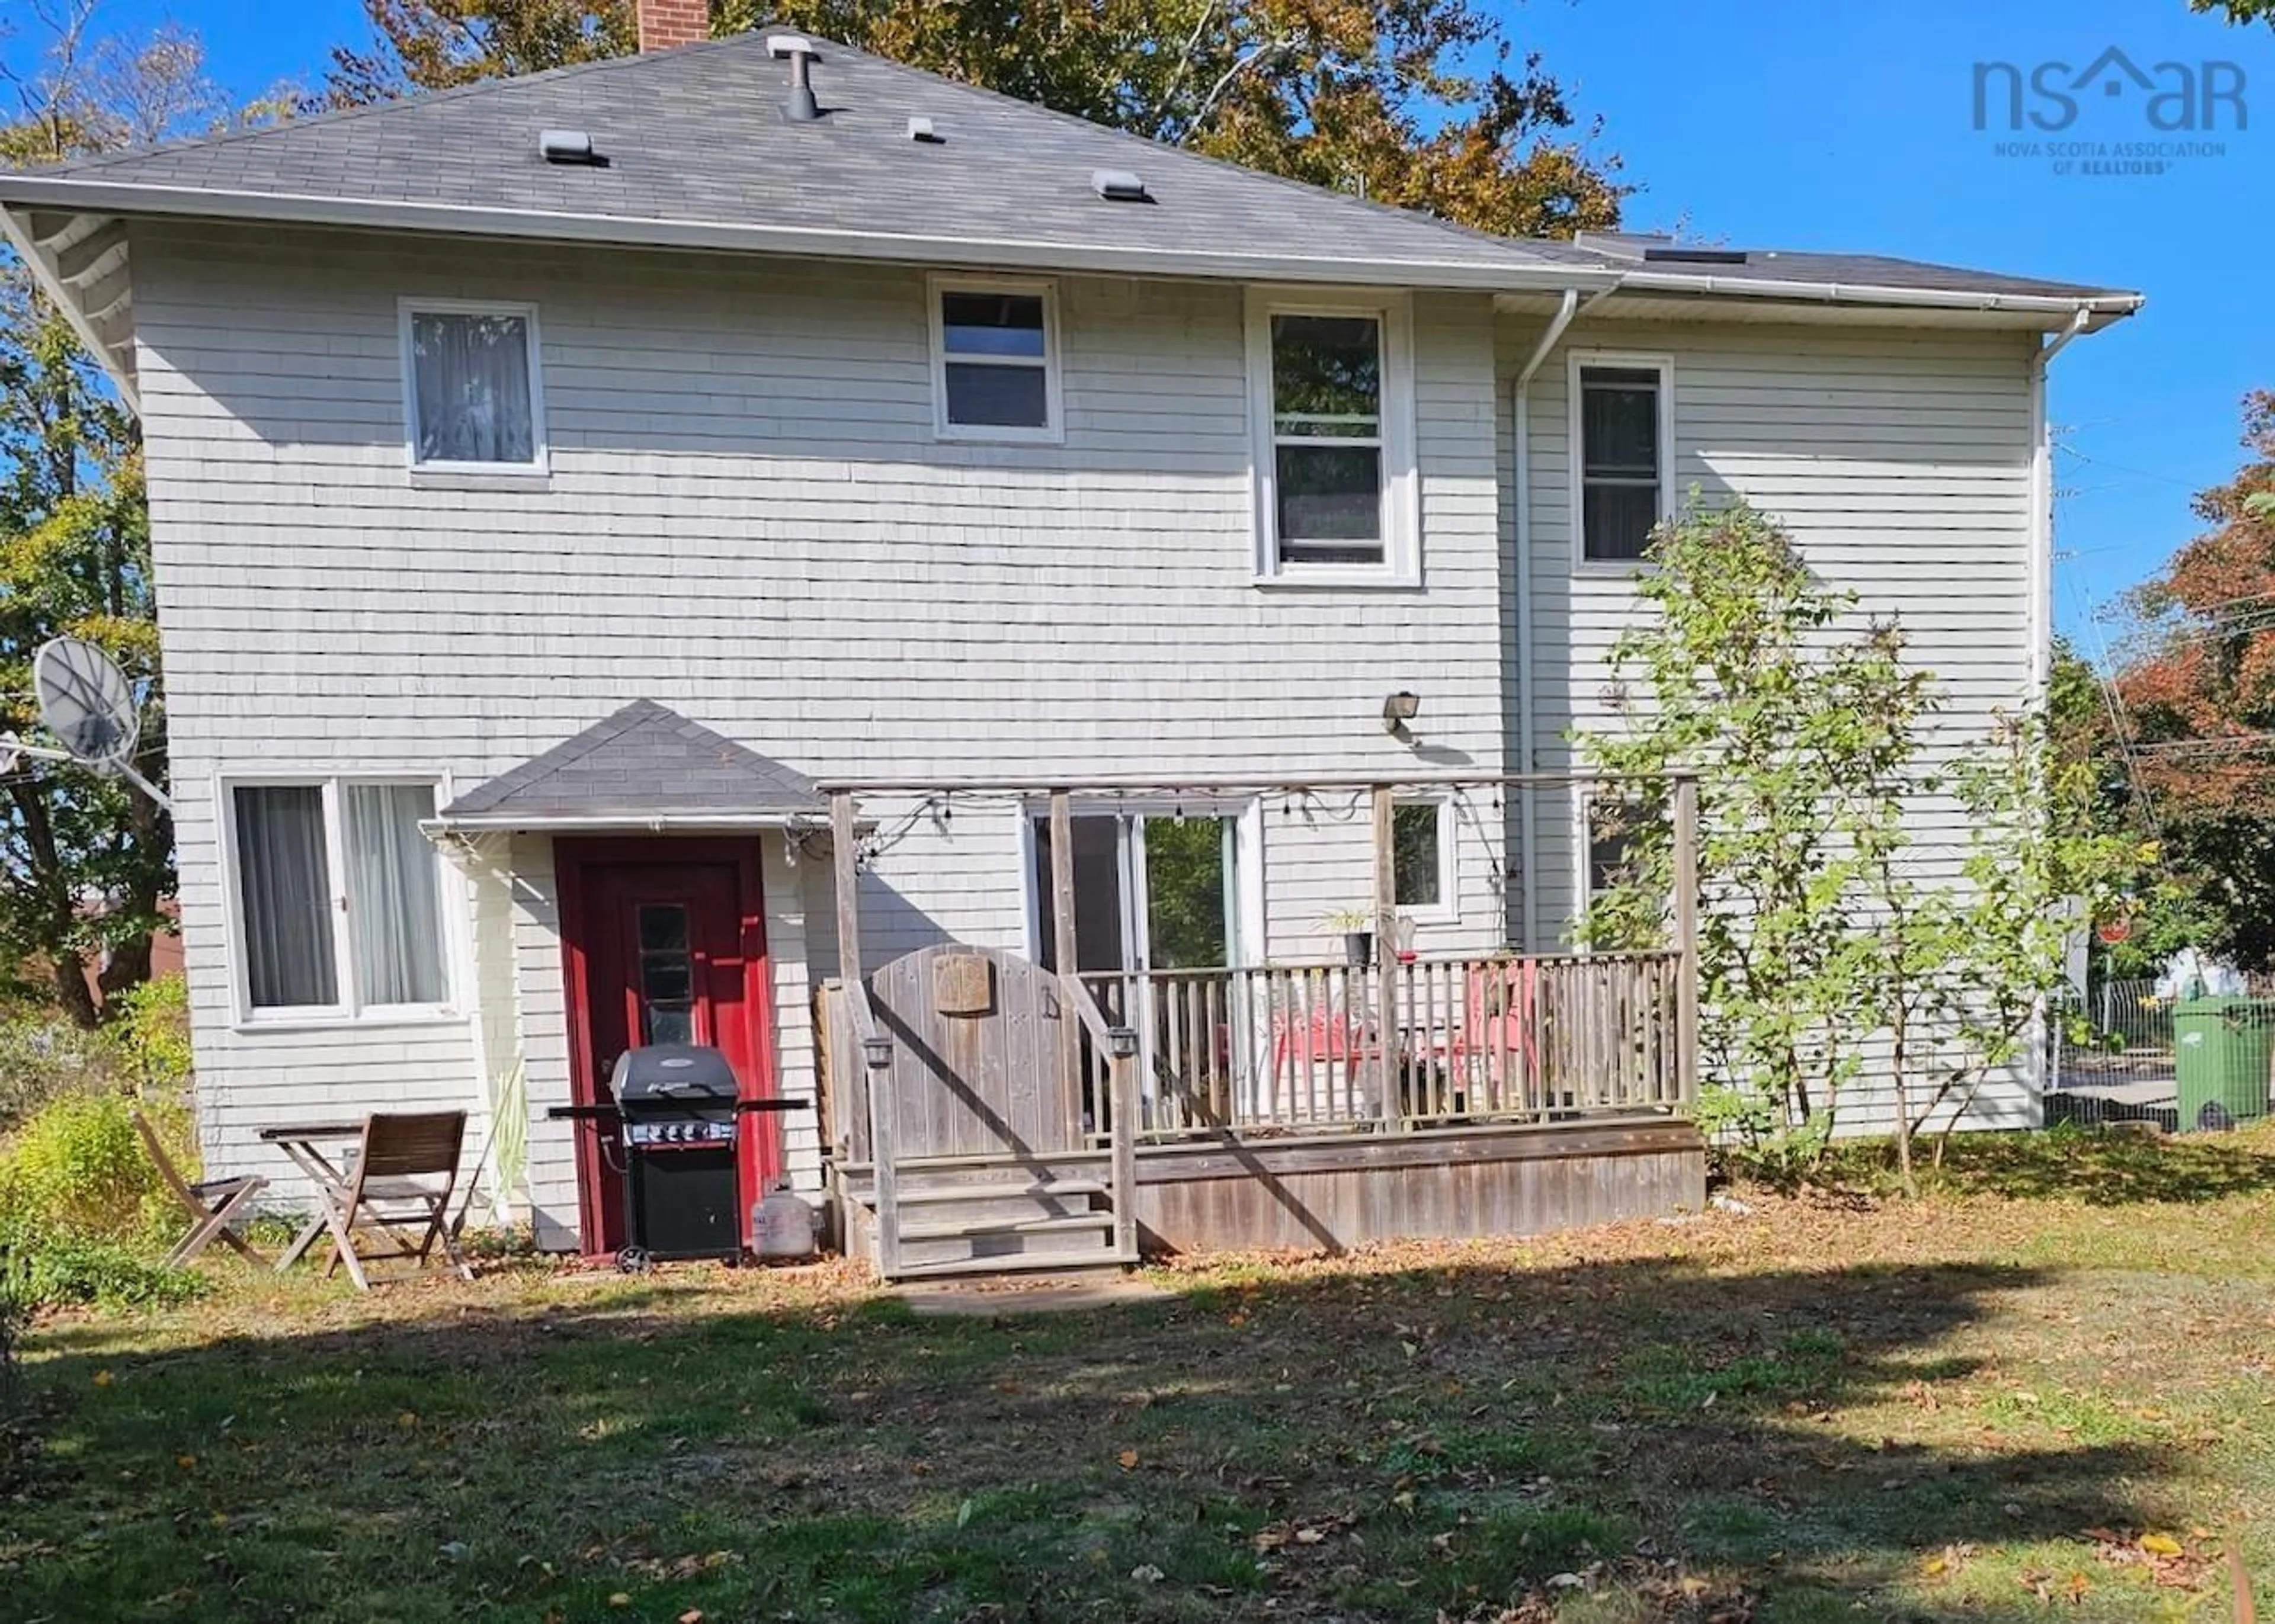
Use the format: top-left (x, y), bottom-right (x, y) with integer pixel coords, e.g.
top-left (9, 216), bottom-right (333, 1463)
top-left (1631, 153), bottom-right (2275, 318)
top-left (1511, 283), bottom-right (1619, 950)
top-left (1615, 267), bottom-right (2143, 321)
top-left (0, 175), bottom-right (1625, 297)
top-left (421, 810), bottom-right (828, 836)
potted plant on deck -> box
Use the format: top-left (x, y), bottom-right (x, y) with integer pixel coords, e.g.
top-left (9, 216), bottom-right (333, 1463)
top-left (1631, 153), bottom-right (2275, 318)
top-left (1322, 908), bottom-right (1374, 969)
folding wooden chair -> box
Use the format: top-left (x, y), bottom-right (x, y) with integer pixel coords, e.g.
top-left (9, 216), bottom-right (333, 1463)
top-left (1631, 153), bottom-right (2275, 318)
top-left (315, 1111), bottom-right (476, 1291)
top-left (134, 1112), bottom-right (268, 1267)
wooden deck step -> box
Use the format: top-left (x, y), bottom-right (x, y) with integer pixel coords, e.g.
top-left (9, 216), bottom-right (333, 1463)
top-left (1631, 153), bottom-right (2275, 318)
top-left (898, 1212), bottom-right (1114, 1243)
top-left (896, 1180), bottom-right (1107, 1204)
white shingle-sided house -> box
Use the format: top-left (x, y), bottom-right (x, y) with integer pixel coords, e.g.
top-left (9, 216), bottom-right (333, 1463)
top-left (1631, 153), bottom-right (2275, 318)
top-left (0, 14), bottom-right (2139, 1274)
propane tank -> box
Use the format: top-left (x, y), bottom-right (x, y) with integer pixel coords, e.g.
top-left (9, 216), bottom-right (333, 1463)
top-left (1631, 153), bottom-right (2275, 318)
top-left (752, 1180), bottom-right (819, 1263)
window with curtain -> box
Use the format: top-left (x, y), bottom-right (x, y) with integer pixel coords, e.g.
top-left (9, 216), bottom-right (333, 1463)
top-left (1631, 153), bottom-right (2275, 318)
top-left (1268, 313), bottom-right (1385, 566)
top-left (234, 785), bottom-right (338, 1009)
top-left (234, 780), bottom-right (447, 1014)
top-left (407, 308), bottom-right (539, 466)
top-left (342, 783), bottom-right (446, 1006)
top-left (1579, 365), bottom-right (1666, 562)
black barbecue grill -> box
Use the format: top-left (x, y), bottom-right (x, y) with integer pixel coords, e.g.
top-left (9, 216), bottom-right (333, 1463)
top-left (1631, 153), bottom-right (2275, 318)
top-left (547, 1043), bottom-right (808, 1269)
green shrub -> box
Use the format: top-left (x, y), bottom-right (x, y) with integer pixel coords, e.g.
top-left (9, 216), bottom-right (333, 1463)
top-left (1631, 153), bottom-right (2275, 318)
top-left (0, 1092), bottom-right (207, 1309)
top-left (0, 1231), bottom-right (206, 1309)
top-left (108, 974), bottom-right (193, 1091)
top-left (0, 1017), bottom-right (124, 1133)
top-left (0, 1091), bottom-right (180, 1243)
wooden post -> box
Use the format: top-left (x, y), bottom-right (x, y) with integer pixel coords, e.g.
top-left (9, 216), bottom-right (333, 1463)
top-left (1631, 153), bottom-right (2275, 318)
top-left (1049, 791), bottom-right (1083, 1143)
top-left (1671, 775), bottom-right (1702, 1109)
top-left (832, 791), bottom-right (896, 1276)
top-left (1371, 784), bottom-right (1400, 1125)
top-left (1110, 1045), bottom-right (1139, 1263)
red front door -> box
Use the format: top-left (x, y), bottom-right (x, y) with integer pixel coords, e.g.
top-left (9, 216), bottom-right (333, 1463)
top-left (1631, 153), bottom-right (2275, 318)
top-left (559, 840), bottom-right (777, 1256)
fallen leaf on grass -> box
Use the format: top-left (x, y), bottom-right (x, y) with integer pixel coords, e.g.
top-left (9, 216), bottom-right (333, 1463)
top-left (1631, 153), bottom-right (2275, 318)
top-left (1116, 1449), bottom-right (1138, 1470)
top-left (607, 1596), bottom-right (630, 1609)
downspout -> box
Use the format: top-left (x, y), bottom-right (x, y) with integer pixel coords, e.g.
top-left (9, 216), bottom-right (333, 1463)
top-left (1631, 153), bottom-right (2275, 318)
top-left (1512, 283), bottom-right (1619, 949)
top-left (2023, 300), bottom-right (2101, 1116)
top-left (2027, 304), bottom-right (2094, 706)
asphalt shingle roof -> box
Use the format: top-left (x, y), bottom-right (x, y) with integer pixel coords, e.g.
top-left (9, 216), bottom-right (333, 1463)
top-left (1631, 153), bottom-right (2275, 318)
top-left (21, 27), bottom-right (1604, 288)
top-left (442, 699), bottom-right (824, 822)
top-left (0, 31), bottom-right (2139, 312)
top-left (1575, 233), bottom-right (2127, 303)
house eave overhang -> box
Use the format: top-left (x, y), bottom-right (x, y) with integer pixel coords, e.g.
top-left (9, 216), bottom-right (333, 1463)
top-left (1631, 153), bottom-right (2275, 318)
top-left (0, 174), bottom-right (1625, 297)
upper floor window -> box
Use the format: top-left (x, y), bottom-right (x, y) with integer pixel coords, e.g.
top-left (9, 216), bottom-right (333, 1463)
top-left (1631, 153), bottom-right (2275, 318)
top-left (230, 778), bottom-right (451, 1019)
top-left (1574, 356), bottom-right (1672, 563)
top-left (931, 276), bottom-right (1061, 441)
top-left (1249, 293), bottom-right (1418, 584)
top-left (402, 301), bottom-right (545, 471)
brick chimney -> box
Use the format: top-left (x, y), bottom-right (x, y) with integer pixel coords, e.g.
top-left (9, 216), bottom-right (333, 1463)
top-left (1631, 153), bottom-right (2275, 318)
top-left (636, 0), bottom-right (708, 52)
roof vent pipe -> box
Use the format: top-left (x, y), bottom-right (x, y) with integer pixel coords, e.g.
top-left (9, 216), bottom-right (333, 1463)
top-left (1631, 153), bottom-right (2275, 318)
top-left (772, 36), bottom-right (821, 122)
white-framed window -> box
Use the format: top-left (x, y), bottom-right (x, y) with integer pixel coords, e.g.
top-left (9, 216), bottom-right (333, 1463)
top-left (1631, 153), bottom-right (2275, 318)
top-left (223, 777), bottom-right (456, 1023)
top-left (1247, 289), bottom-right (1419, 585)
top-left (928, 274), bottom-right (1063, 442)
top-left (1569, 351), bottom-right (1674, 565)
top-left (399, 299), bottom-right (546, 471)
top-left (1392, 798), bottom-right (1456, 919)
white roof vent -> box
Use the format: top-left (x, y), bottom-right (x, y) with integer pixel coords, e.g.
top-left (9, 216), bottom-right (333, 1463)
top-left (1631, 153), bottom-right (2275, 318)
top-left (1092, 168), bottom-right (1150, 203)
top-left (539, 129), bottom-right (606, 166)
top-left (767, 34), bottom-right (816, 57)
top-left (908, 116), bottom-right (944, 145)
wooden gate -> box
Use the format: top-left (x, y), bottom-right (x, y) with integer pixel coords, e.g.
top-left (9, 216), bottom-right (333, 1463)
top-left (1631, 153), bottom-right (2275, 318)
top-left (866, 944), bottom-right (1085, 1160)
top-left (844, 943), bottom-right (1136, 1278)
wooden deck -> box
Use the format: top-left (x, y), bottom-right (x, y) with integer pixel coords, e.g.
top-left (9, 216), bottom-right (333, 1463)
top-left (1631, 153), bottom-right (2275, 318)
top-left (835, 1114), bottom-right (1705, 1260)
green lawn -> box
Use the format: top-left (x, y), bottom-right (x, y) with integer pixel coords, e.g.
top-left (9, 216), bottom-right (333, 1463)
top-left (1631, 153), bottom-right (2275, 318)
top-left (5, 1124), bottom-right (2273, 1623)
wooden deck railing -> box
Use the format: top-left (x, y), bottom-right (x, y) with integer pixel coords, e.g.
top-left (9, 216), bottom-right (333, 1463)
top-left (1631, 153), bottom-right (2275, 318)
top-left (1078, 951), bottom-right (1688, 1140)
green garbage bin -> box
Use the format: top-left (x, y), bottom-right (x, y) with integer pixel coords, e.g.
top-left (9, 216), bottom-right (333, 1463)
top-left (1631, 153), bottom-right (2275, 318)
top-left (2172, 996), bottom-right (2275, 1132)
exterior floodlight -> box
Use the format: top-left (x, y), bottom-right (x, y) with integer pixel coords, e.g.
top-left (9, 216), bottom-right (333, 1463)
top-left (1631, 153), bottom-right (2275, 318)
top-left (1382, 690), bottom-right (1421, 739)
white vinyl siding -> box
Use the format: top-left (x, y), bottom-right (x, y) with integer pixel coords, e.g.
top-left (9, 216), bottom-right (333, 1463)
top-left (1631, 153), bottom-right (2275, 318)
top-left (1502, 313), bottom-right (2040, 1132)
top-left (133, 225), bottom-right (1506, 1222)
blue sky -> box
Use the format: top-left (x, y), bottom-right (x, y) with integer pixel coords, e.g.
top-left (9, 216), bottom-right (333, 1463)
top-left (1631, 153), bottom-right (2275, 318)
top-left (16, 0), bottom-right (2272, 644)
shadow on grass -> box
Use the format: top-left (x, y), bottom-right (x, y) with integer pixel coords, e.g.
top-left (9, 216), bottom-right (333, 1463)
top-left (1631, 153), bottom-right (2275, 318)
top-left (4, 1250), bottom-right (2214, 1623)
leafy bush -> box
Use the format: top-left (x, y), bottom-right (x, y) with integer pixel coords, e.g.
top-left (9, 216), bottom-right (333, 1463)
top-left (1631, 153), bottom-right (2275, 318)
top-left (0, 1090), bottom-right (176, 1241)
top-left (0, 1233), bottom-right (206, 1309)
top-left (0, 1091), bottom-right (208, 1308)
top-left (107, 974), bottom-right (193, 1092)
top-left (0, 1017), bottom-right (126, 1133)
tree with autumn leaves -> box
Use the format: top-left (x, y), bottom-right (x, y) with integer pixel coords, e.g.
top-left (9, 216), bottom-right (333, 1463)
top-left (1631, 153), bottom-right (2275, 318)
top-left (323, 0), bottom-right (1626, 241)
top-left (2098, 390), bottom-right (2275, 968)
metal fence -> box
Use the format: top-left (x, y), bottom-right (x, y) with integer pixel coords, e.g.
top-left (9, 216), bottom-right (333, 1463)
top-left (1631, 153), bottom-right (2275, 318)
top-left (2048, 975), bottom-right (2275, 1129)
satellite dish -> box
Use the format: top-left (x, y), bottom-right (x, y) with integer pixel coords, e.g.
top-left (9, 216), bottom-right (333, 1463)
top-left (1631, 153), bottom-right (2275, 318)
top-left (31, 637), bottom-right (171, 811)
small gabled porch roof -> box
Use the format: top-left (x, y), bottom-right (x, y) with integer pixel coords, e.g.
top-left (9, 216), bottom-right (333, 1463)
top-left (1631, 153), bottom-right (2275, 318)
top-left (431, 699), bottom-right (826, 835)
